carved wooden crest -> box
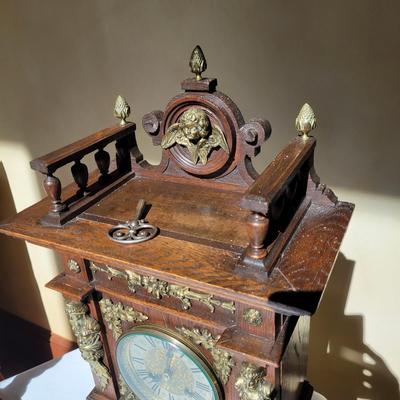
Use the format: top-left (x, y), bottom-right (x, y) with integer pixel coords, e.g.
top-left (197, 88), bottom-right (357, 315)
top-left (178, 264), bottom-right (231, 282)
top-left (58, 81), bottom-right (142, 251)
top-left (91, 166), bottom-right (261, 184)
top-left (138, 45), bottom-right (271, 187)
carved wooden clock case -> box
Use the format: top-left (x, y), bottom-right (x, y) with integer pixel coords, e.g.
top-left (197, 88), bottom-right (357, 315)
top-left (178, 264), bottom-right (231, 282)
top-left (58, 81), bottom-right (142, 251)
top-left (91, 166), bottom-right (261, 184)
top-left (0, 47), bottom-right (354, 400)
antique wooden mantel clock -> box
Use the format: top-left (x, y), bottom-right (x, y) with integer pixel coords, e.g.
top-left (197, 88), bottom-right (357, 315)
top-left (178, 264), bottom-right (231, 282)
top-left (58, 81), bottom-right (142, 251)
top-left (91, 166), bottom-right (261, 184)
top-left (0, 46), bottom-right (353, 400)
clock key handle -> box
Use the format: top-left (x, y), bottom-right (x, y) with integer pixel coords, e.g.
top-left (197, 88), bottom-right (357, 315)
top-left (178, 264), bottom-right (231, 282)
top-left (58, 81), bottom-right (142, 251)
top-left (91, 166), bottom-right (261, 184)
top-left (135, 199), bottom-right (146, 222)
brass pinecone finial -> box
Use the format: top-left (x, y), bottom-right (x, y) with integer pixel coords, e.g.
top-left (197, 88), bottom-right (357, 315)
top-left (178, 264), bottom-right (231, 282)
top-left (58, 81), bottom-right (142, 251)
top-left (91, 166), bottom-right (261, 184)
top-left (295, 103), bottom-right (317, 138)
top-left (114, 95), bottom-right (130, 126)
top-left (190, 45), bottom-right (207, 81)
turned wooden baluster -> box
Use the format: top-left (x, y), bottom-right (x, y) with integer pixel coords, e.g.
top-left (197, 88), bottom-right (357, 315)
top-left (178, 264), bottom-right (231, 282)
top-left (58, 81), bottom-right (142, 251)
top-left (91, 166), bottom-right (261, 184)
top-left (115, 138), bottom-right (130, 172)
top-left (246, 212), bottom-right (269, 259)
top-left (43, 174), bottom-right (67, 213)
top-left (95, 148), bottom-right (111, 179)
top-left (71, 159), bottom-right (89, 195)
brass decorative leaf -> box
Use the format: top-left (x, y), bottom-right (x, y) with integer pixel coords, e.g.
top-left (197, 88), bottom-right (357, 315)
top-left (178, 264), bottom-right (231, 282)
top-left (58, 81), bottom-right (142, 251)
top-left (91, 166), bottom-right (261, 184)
top-left (65, 300), bottom-right (111, 391)
top-left (160, 123), bottom-right (180, 148)
top-left (119, 375), bottom-right (137, 399)
top-left (243, 309), bottom-right (263, 326)
top-left (99, 298), bottom-right (148, 340)
top-left (235, 362), bottom-right (273, 400)
top-left (176, 326), bottom-right (235, 384)
top-left (90, 262), bottom-right (235, 314)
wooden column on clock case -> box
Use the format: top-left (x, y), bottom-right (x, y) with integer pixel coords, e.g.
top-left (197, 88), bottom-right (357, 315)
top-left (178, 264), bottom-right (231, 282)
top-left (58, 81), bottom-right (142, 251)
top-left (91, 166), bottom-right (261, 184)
top-left (47, 254), bottom-right (119, 400)
top-left (0, 46), bottom-right (354, 400)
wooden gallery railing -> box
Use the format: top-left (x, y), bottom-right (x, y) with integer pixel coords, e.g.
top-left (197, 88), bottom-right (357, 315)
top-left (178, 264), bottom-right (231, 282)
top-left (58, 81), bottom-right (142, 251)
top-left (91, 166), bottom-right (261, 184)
top-left (30, 123), bottom-right (137, 226)
top-left (240, 134), bottom-right (316, 274)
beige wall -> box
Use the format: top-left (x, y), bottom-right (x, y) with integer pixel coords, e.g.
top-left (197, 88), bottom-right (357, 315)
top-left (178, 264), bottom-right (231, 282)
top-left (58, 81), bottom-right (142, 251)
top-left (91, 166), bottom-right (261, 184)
top-left (0, 0), bottom-right (399, 397)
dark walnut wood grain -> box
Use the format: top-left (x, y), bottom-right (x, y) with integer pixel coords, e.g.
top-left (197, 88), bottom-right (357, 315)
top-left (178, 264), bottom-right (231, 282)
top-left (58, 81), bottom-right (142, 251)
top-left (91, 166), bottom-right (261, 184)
top-left (0, 61), bottom-right (354, 400)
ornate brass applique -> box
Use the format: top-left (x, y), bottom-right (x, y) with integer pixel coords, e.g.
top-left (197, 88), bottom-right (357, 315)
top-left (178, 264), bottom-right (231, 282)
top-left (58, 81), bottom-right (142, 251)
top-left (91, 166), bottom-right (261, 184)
top-left (235, 362), bottom-right (273, 400)
top-left (65, 300), bottom-right (111, 391)
top-left (161, 108), bottom-right (229, 165)
top-left (243, 309), bottom-right (263, 326)
top-left (190, 45), bottom-right (207, 81)
top-left (68, 259), bottom-right (80, 273)
top-left (119, 375), bottom-right (137, 399)
top-left (99, 298), bottom-right (148, 340)
top-left (90, 262), bottom-right (235, 314)
top-left (168, 284), bottom-right (235, 313)
top-left (176, 326), bottom-right (235, 384)
top-left (114, 95), bottom-right (130, 126)
top-left (295, 103), bottom-right (316, 138)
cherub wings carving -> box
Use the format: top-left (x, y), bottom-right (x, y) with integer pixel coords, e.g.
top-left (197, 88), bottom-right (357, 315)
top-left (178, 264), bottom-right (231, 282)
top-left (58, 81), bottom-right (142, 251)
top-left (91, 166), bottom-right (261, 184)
top-left (161, 108), bottom-right (229, 165)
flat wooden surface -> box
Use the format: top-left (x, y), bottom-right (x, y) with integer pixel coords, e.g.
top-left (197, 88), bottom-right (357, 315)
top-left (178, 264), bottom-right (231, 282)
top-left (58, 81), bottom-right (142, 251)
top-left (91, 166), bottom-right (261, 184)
top-left (0, 174), bottom-right (353, 316)
top-left (82, 177), bottom-right (249, 250)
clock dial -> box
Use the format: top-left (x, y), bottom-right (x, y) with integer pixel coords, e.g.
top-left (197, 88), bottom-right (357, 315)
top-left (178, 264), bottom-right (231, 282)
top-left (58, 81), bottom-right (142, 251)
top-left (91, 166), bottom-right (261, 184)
top-left (116, 325), bottom-right (222, 400)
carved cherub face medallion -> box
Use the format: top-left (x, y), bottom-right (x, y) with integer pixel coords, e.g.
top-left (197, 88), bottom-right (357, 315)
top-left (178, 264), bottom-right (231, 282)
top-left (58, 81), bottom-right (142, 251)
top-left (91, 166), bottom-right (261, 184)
top-left (161, 107), bottom-right (229, 165)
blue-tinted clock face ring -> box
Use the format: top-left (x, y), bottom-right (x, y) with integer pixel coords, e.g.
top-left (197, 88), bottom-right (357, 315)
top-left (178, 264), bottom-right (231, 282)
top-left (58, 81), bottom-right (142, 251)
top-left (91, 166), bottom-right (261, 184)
top-left (116, 325), bottom-right (223, 400)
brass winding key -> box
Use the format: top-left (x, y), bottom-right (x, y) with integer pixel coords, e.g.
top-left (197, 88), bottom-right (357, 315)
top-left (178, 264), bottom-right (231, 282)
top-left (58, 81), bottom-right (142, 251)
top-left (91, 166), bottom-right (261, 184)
top-left (107, 199), bottom-right (158, 244)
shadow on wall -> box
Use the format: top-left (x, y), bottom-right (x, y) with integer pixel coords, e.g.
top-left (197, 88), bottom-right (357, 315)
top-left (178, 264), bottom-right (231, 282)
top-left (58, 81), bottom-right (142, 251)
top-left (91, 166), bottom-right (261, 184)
top-left (308, 253), bottom-right (400, 400)
top-left (0, 162), bottom-right (53, 378)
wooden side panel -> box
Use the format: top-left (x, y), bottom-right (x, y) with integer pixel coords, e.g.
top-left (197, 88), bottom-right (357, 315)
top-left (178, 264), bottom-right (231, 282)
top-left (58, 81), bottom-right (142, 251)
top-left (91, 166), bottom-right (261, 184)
top-left (279, 316), bottom-right (313, 400)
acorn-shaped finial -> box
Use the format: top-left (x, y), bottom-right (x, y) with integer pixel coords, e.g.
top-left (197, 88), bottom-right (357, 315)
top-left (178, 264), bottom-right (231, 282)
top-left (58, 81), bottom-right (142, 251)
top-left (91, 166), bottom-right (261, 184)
top-left (295, 103), bottom-right (316, 138)
top-left (114, 95), bottom-right (130, 126)
top-left (189, 45), bottom-right (207, 81)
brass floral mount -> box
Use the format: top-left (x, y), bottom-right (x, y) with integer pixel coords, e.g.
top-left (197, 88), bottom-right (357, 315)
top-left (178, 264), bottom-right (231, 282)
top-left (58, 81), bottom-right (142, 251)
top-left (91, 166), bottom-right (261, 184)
top-left (235, 362), bottom-right (274, 400)
top-left (243, 309), bottom-right (263, 326)
top-left (119, 374), bottom-right (137, 400)
top-left (176, 326), bottom-right (235, 385)
top-left (65, 300), bottom-right (111, 391)
top-left (99, 298), bottom-right (148, 340)
top-left (90, 262), bottom-right (235, 313)
top-left (161, 107), bottom-right (229, 165)
top-left (68, 259), bottom-right (80, 273)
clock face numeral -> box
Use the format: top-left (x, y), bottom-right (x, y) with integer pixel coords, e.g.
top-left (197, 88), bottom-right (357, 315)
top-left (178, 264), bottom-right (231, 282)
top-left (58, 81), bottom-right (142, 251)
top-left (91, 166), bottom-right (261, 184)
top-left (196, 381), bottom-right (212, 392)
top-left (132, 356), bottom-right (144, 366)
top-left (137, 369), bottom-right (152, 380)
top-left (192, 392), bottom-right (207, 400)
top-left (144, 336), bottom-right (156, 347)
top-left (151, 382), bottom-right (161, 395)
top-left (134, 343), bottom-right (147, 352)
top-left (162, 340), bottom-right (170, 350)
top-left (116, 327), bottom-right (221, 400)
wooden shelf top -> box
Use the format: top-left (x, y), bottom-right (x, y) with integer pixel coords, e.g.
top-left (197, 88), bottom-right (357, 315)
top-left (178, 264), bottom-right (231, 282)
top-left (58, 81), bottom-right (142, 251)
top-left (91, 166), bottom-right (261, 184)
top-left (0, 174), bottom-right (353, 316)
